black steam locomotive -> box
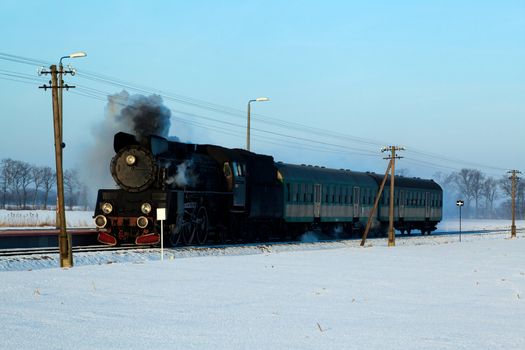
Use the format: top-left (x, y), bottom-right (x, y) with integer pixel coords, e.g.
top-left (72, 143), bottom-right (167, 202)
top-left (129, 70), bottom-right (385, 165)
top-left (93, 132), bottom-right (443, 246)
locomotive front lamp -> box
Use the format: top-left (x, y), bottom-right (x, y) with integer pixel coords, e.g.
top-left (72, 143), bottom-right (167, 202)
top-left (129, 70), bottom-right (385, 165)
top-left (94, 215), bottom-right (107, 228)
top-left (137, 216), bottom-right (149, 229)
top-left (247, 97), bottom-right (270, 151)
top-left (101, 202), bottom-right (113, 214)
top-left (126, 155), bottom-right (137, 166)
top-left (141, 203), bottom-right (152, 214)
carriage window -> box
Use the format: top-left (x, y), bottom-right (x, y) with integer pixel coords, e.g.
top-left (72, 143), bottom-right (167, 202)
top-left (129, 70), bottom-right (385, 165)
top-left (353, 187), bottom-right (359, 205)
top-left (286, 183), bottom-right (291, 202)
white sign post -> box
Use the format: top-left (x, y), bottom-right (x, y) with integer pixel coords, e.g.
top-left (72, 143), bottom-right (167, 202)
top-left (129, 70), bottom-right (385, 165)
top-left (157, 208), bottom-right (166, 261)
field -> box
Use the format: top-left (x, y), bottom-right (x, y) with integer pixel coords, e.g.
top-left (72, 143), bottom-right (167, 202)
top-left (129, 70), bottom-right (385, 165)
top-left (0, 218), bottom-right (524, 349)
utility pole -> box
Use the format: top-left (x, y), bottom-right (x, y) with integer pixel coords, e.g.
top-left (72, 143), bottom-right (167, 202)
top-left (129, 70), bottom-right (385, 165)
top-left (382, 146), bottom-right (404, 247)
top-left (360, 160), bottom-right (391, 246)
top-left (508, 170), bottom-right (521, 239)
top-left (39, 63), bottom-right (79, 268)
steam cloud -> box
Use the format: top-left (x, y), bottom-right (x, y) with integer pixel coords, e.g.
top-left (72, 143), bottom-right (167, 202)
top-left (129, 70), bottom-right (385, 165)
top-left (165, 160), bottom-right (198, 188)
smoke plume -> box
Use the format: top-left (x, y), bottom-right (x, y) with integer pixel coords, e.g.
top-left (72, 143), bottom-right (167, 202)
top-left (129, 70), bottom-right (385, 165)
top-left (111, 91), bottom-right (171, 140)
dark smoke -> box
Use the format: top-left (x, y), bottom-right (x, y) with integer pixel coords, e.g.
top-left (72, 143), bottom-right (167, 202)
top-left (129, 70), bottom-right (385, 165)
top-left (113, 92), bottom-right (171, 140)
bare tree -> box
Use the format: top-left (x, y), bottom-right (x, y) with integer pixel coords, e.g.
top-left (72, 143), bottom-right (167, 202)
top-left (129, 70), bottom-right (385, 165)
top-left (482, 177), bottom-right (498, 218)
top-left (452, 169), bottom-right (475, 217)
top-left (1, 159), bottom-right (16, 209)
top-left (18, 161), bottom-right (33, 209)
top-left (64, 168), bottom-right (80, 210)
top-left (7, 160), bottom-right (32, 208)
top-left (41, 166), bottom-right (55, 210)
top-left (470, 170), bottom-right (485, 218)
top-left (31, 166), bottom-right (45, 209)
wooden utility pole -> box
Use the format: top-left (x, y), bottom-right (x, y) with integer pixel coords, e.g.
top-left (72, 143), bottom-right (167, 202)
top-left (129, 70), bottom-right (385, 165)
top-left (508, 170), bottom-right (521, 239)
top-left (360, 161), bottom-right (391, 246)
top-left (382, 146), bottom-right (404, 247)
top-left (39, 65), bottom-right (74, 268)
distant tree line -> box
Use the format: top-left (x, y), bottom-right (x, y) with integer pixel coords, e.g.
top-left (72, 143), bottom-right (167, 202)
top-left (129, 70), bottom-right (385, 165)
top-left (434, 168), bottom-right (524, 219)
top-left (0, 158), bottom-right (90, 210)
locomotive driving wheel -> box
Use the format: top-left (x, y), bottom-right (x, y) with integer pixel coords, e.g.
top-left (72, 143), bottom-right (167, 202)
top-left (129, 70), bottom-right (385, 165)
top-left (182, 217), bottom-right (195, 245)
top-left (194, 206), bottom-right (209, 245)
top-left (168, 222), bottom-right (182, 246)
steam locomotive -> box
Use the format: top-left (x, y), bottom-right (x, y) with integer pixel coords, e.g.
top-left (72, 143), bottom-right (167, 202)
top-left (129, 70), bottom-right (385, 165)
top-left (93, 132), bottom-right (443, 246)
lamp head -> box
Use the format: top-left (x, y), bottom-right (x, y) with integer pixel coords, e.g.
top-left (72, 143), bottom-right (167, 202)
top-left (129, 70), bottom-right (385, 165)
top-left (68, 51), bottom-right (87, 59)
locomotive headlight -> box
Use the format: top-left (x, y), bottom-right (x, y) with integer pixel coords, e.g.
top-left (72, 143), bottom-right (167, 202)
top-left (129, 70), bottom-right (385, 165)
top-left (101, 202), bottom-right (113, 214)
top-left (141, 202), bottom-right (152, 214)
top-left (137, 216), bottom-right (149, 228)
top-left (94, 215), bottom-right (107, 228)
top-left (125, 154), bottom-right (136, 166)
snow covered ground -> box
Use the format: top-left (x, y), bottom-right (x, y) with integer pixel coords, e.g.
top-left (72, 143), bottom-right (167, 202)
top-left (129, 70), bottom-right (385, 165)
top-left (0, 209), bottom-right (93, 229)
top-left (1, 229), bottom-right (524, 349)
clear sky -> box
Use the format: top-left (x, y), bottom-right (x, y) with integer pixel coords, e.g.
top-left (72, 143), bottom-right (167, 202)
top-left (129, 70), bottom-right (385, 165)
top-left (1, 0), bottom-right (524, 184)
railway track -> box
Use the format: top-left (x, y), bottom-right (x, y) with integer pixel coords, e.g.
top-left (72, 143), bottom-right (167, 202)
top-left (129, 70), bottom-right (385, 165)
top-left (0, 244), bottom-right (152, 257)
top-left (0, 227), bottom-right (521, 258)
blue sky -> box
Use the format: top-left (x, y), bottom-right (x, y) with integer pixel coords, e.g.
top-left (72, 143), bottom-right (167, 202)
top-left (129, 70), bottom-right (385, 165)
top-left (1, 0), bottom-right (524, 181)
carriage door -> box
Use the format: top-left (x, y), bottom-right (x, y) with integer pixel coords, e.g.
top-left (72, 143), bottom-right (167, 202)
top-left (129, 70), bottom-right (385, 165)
top-left (399, 190), bottom-right (405, 218)
top-left (314, 184), bottom-right (321, 218)
top-left (425, 192), bottom-right (430, 218)
top-left (232, 162), bottom-right (246, 208)
top-left (353, 187), bottom-right (360, 217)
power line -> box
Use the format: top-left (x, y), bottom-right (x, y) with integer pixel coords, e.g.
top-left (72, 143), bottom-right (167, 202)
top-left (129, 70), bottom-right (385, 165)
top-left (0, 53), bottom-right (520, 175)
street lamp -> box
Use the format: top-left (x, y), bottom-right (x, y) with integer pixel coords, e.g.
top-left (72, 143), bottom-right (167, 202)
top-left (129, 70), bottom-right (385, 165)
top-left (456, 200), bottom-right (464, 242)
top-left (55, 51), bottom-right (86, 267)
top-left (58, 52), bottom-right (87, 141)
top-left (246, 97), bottom-right (269, 151)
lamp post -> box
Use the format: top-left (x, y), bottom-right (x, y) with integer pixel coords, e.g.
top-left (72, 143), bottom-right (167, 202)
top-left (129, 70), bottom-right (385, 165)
top-left (56, 52), bottom-right (86, 230)
top-left (456, 200), bottom-right (464, 242)
top-left (246, 97), bottom-right (269, 151)
top-left (39, 52), bottom-right (86, 268)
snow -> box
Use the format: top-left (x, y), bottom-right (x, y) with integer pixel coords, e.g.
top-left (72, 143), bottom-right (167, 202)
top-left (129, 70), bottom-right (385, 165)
top-left (1, 229), bottom-right (525, 349)
top-left (0, 210), bottom-right (93, 229)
